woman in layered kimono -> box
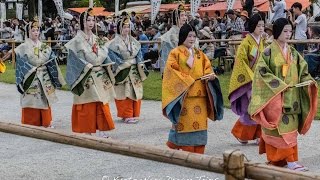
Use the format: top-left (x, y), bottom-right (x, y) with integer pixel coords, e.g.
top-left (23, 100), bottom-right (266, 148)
top-left (108, 16), bottom-right (148, 124)
top-left (162, 23), bottom-right (224, 154)
top-left (249, 18), bottom-right (318, 171)
top-left (65, 8), bottom-right (116, 137)
top-left (15, 19), bottom-right (65, 127)
top-left (159, 4), bottom-right (187, 74)
top-left (229, 13), bottom-right (266, 145)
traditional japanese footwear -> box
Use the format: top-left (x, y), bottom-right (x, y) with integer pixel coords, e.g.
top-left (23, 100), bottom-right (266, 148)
top-left (287, 162), bottom-right (309, 172)
top-left (46, 125), bottom-right (55, 129)
top-left (99, 131), bottom-right (111, 139)
top-left (123, 118), bottom-right (138, 124)
top-left (236, 138), bottom-right (248, 144)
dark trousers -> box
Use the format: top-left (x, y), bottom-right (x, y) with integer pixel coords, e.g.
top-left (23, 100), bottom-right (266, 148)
top-left (295, 43), bottom-right (306, 55)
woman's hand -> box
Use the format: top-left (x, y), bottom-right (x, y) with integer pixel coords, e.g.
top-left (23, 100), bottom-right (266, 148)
top-left (199, 73), bottom-right (216, 81)
top-left (206, 73), bottom-right (217, 80)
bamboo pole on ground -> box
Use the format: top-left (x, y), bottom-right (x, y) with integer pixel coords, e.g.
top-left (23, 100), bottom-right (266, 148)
top-left (0, 122), bottom-right (224, 173)
top-left (245, 162), bottom-right (320, 180)
top-left (0, 121), bottom-right (320, 180)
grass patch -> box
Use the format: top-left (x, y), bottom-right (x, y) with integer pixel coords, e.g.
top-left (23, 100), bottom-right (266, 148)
top-left (1, 62), bottom-right (320, 118)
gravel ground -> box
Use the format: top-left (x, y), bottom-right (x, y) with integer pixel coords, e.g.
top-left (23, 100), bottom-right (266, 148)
top-left (0, 82), bottom-right (319, 179)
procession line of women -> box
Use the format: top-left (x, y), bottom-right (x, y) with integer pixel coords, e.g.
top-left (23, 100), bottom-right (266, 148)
top-left (10, 5), bottom-right (318, 172)
top-left (15, 8), bottom-right (148, 139)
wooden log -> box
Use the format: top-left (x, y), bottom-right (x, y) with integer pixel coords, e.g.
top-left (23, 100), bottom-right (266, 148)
top-left (245, 162), bottom-right (320, 180)
top-left (1, 121), bottom-right (320, 180)
top-left (223, 150), bottom-right (245, 180)
top-left (0, 122), bottom-right (224, 173)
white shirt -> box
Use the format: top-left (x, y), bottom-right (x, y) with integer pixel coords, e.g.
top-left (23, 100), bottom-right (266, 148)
top-left (272, 0), bottom-right (286, 22)
top-left (295, 14), bottom-right (307, 40)
top-left (12, 26), bottom-right (23, 41)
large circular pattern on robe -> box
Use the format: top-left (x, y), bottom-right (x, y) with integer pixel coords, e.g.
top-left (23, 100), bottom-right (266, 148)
top-left (282, 115), bottom-right (289, 125)
top-left (293, 101), bottom-right (299, 111)
top-left (176, 123), bottom-right (184, 131)
top-left (175, 83), bottom-right (184, 93)
top-left (181, 107), bottom-right (187, 116)
top-left (259, 67), bottom-right (267, 75)
top-left (237, 74), bottom-right (246, 83)
top-left (194, 106), bottom-right (201, 114)
top-left (269, 79), bottom-right (280, 88)
top-left (193, 121), bottom-right (200, 130)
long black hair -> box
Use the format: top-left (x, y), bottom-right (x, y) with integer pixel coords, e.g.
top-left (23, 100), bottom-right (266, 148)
top-left (248, 13), bottom-right (264, 33)
top-left (79, 8), bottom-right (94, 31)
top-left (273, 18), bottom-right (293, 39)
top-left (178, 23), bottom-right (197, 46)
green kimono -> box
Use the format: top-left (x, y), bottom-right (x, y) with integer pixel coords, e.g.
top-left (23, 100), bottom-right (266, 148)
top-left (248, 41), bottom-right (318, 149)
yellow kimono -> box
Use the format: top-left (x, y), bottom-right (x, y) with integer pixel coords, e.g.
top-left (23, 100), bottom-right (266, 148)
top-left (228, 34), bottom-right (265, 141)
top-left (162, 45), bottom-right (224, 148)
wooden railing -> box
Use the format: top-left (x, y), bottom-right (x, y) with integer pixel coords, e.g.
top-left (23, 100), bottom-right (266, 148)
top-left (1, 38), bottom-right (319, 68)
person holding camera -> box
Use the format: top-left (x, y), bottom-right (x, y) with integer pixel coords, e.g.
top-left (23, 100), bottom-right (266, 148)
top-left (270, 0), bottom-right (286, 23)
top-left (288, 2), bottom-right (307, 54)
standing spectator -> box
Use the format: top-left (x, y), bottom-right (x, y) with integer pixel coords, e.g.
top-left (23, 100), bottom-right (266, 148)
top-left (241, 0), bottom-right (254, 17)
top-left (270, 0), bottom-right (286, 23)
top-left (226, 10), bottom-right (245, 35)
top-left (226, 9), bottom-right (245, 56)
top-left (137, 27), bottom-right (149, 58)
top-left (289, 2), bottom-right (307, 54)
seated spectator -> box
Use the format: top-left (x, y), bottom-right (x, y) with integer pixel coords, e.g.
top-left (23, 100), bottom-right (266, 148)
top-left (0, 40), bottom-right (10, 58)
top-left (199, 26), bottom-right (214, 52)
top-left (205, 43), bottom-right (215, 61)
top-left (240, 11), bottom-right (249, 31)
top-left (264, 23), bottom-right (273, 41)
top-left (304, 26), bottom-right (320, 79)
top-left (0, 21), bottom-right (13, 39)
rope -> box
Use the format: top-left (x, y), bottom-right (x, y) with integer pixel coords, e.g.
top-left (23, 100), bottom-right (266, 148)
top-left (221, 149), bottom-right (249, 180)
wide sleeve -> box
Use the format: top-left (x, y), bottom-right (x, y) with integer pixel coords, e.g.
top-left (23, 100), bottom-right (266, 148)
top-left (45, 51), bottom-right (66, 88)
top-left (15, 54), bottom-right (37, 94)
top-left (162, 49), bottom-right (195, 124)
top-left (228, 39), bottom-right (254, 96)
top-left (296, 52), bottom-right (318, 134)
top-left (65, 49), bottom-right (93, 96)
top-left (248, 49), bottom-right (289, 129)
